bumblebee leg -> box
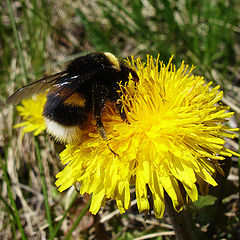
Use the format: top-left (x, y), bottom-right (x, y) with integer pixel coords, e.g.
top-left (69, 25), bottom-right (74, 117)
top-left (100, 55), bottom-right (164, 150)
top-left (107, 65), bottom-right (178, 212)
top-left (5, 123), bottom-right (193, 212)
top-left (95, 116), bottom-right (107, 140)
top-left (92, 84), bottom-right (119, 157)
top-left (92, 83), bottom-right (107, 140)
top-left (116, 100), bottom-right (129, 124)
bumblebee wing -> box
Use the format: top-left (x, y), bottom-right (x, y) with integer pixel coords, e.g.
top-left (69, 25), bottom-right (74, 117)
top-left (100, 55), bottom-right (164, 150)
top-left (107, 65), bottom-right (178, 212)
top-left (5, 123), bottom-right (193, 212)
top-left (6, 71), bottom-right (67, 105)
top-left (43, 77), bottom-right (81, 115)
top-left (43, 70), bottom-right (98, 115)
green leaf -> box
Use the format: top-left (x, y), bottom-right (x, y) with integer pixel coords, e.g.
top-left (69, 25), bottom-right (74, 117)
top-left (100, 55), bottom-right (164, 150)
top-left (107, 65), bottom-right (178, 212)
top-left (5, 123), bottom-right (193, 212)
top-left (193, 195), bottom-right (217, 209)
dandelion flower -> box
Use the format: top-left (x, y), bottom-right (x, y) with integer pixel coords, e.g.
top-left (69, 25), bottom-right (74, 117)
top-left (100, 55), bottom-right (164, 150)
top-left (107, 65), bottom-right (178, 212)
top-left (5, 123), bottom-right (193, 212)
top-left (15, 93), bottom-right (46, 136)
top-left (55, 55), bottom-right (239, 218)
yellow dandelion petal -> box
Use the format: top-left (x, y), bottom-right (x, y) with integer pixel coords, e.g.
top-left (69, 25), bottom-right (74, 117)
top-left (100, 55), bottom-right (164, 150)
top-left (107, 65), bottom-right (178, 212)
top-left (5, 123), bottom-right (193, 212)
top-left (90, 189), bottom-right (106, 215)
top-left (55, 55), bottom-right (239, 218)
top-left (14, 93), bottom-right (47, 136)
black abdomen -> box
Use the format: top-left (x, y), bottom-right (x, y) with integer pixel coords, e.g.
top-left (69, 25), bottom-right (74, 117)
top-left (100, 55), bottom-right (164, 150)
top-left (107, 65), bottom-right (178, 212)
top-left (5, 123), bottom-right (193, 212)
top-left (43, 94), bottom-right (91, 127)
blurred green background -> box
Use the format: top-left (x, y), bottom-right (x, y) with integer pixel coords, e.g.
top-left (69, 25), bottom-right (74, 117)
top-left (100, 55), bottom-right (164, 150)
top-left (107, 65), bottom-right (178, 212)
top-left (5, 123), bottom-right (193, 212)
top-left (0, 0), bottom-right (239, 239)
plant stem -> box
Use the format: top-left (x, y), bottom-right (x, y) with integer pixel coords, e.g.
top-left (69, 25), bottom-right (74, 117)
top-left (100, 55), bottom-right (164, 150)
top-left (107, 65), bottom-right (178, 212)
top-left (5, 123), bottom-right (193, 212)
top-left (165, 193), bottom-right (196, 240)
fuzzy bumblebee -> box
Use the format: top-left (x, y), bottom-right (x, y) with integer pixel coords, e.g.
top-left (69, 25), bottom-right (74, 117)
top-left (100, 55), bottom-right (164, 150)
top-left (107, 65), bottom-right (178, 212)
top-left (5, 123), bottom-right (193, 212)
top-left (7, 52), bottom-right (138, 143)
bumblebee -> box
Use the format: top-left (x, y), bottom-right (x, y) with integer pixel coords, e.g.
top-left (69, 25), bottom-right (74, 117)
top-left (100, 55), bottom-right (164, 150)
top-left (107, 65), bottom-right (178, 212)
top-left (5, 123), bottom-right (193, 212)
top-left (7, 52), bottom-right (139, 143)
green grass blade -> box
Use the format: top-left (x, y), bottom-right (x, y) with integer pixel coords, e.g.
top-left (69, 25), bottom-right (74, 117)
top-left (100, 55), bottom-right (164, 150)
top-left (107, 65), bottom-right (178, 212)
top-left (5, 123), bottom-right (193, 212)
top-left (0, 150), bottom-right (27, 240)
top-left (0, 194), bottom-right (15, 217)
top-left (34, 138), bottom-right (53, 238)
top-left (6, 0), bottom-right (28, 82)
top-left (64, 198), bottom-right (91, 240)
top-left (75, 9), bottom-right (116, 52)
top-left (238, 134), bottom-right (240, 219)
top-left (51, 191), bottom-right (78, 239)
